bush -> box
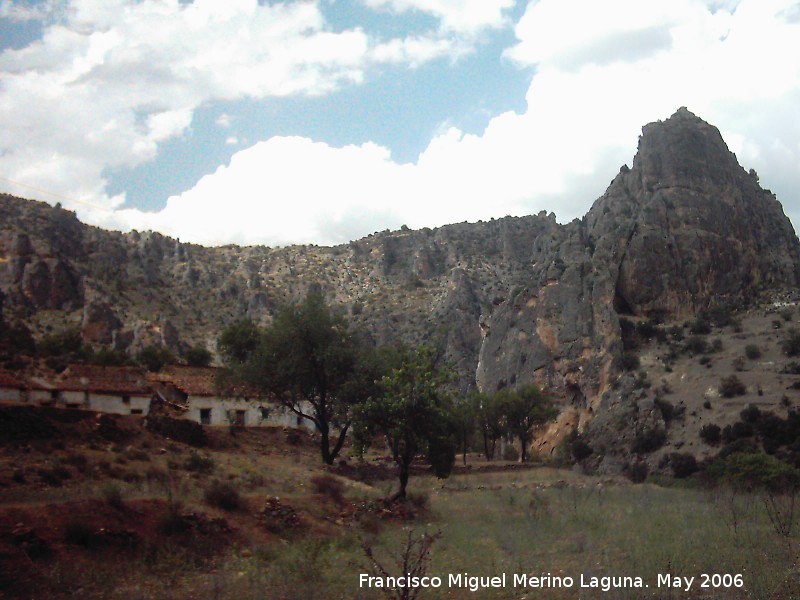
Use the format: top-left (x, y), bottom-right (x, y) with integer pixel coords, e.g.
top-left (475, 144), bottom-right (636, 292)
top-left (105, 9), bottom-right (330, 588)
top-left (740, 404), bottom-right (762, 424)
top-left (719, 375), bottom-right (746, 398)
top-left (184, 346), bottom-right (213, 367)
top-left (723, 421), bottom-right (755, 443)
top-left (782, 329), bottom-right (800, 357)
top-left (64, 521), bottom-right (95, 547)
top-left (670, 453), bottom-right (699, 478)
top-left (570, 438), bottom-right (593, 461)
top-left (654, 398), bottom-right (675, 424)
top-left (781, 308), bottom-right (794, 322)
top-left (204, 481), bottom-right (242, 512)
top-left (700, 424), bottom-right (722, 445)
top-left (184, 451), bottom-right (215, 474)
top-left (745, 344), bottom-right (762, 360)
top-left (631, 428), bottom-right (667, 454)
top-left (101, 482), bottom-right (125, 509)
top-left (684, 336), bottom-right (709, 355)
top-left (708, 452), bottom-right (800, 493)
top-left (689, 318), bottom-right (712, 335)
top-left (502, 444), bottom-right (519, 462)
top-left (618, 352), bottom-right (640, 371)
top-left (310, 474), bottom-right (346, 504)
top-left (627, 461), bottom-right (649, 483)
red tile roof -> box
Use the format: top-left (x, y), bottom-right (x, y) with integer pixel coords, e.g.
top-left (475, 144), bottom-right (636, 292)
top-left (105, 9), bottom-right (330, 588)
top-left (150, 365), bottom-right (259, 398)
top-left (58, 365), bottom-right (152, 395)
top-left (0, 370), bottom-right (27, 389)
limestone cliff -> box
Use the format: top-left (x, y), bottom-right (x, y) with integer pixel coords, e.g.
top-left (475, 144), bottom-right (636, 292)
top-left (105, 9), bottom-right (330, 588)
top-left (1, 108), bottom-right (799, 416)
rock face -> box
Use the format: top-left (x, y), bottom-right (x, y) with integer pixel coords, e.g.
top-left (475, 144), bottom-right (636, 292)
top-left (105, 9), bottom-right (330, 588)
top-left (1, 108), bottom-right (799, 422)
top-left (477, 108), bottom-right (800, 415)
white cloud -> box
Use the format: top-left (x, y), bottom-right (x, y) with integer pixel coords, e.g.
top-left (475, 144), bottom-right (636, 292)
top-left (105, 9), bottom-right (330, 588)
top-left (109, 0), bottom-right (800, 247)
top-left (0, 0), bottom-right (473, 215)
top-left (3, 0), bottom-right (800, 249)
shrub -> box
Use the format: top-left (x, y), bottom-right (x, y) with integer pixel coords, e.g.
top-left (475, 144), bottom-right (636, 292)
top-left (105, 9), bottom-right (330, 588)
top-left (101, 482), bottom-right (125, 509)
top-left (708, 451), bottom-right (800, 493)
top-left (310, 474), bottom-right (346, 504)
top-left (745, 344), bottom-right (762, 360)
top-left (719, 375), bottom-right (746, 398)
top-left (670, 453), bottom-right (699, 478)
top-left (782, 329), bottom-right (800, 357)
top-left (407, 491), bottom-right (430, 511)
top-left (684, 336), bottom-right (709, 355)
top-left (570, 438), bottom-right (593, 461)
top-left (689, 318), bottom-right (712, 335)
top-left (184, 346), bottom-right (213, 367)
top-left (502, 444), bottom-right (519, 462)
top-left (204, 481), bottom-right (242, 512)
top-left (783, 362), bottom-right (800, 375)
top-left (711, 339), bottom-right (723, 353)
top-left (618, 352), bottom-right (640, 371)
top-left (740, 404), bottom-right (762, 424)
top-left (654, 398), bottom-right (675, 424)
top-left (157, 503), bottom-right (189, 535)
top-left (703, 399), bottom-right (712, 410)
top-left (700, 424), bottom-right (721, 445)
top-left (723, 421), bottom-right (755, 443)
top-left (781, 308), bottom-right (794, 322)
top-left (631, 428), bottom-right (667, 454)
top-left (184, 451), bottom-right (215, 474)
top-left (64, 521), bottom-right (95, 547)
top-left (732, 357), bottom-right (745, 372)
top-left (627, 461), bottom-right (649, 483)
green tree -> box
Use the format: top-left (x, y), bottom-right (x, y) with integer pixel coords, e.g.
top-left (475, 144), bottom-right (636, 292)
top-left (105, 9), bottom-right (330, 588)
top-left (453, 395), bottom-right (478, 466)
top-left (228, 292), bottom-right (381, 465)
top-left (217, 318), bottom-right (261, 365)
top-left (184, 346), bottom-right (213, 367)
top-left (137, 345), bottom-right (176, 372)
top-left (472, 390), bottom-right (507, 460)
top-left (497, 384), bottom-right (556, 463)
top-left (354, 345), bottom-right (457, 499)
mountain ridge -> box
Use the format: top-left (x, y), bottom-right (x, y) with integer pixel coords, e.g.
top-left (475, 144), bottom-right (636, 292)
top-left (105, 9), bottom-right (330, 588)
top-left (2, 108), bottom-right (799, 435)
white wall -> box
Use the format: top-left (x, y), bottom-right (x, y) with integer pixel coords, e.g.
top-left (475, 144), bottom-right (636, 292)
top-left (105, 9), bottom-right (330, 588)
top-left (0, 387), bottom-right (23, 403)
top-left (88, 393), bottom-right (151, 415)
top-left (186, 396), bottom-right (316, 430)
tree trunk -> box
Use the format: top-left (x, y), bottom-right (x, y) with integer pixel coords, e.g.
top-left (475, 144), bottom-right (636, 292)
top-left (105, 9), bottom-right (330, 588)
top-left (483, 430), bottom-right (491, 460)
top-left (319, 424), bottom-right (333, 465)
top-left (329, 422), bottom-right (350, 465)
top-left (519, 435), bottom-right (527, 463)
top-left (395, 463), bottom-right (409, 499)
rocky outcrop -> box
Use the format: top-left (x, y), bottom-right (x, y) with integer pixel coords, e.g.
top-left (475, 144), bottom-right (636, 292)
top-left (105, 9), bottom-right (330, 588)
top-left (475, 108), bottom-right (800, 420)
top-left (1, 109), bottom-right (798, 420)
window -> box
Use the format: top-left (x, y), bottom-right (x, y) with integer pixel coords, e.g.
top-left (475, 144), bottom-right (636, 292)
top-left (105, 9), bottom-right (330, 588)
top-left (235, 410), bottom-right (246, 427)
top-left (130, 409), bottom-right (143, 415)
top-left (122, 395), bottom-right (131, 404)
top-left (200, 409), bottom-right (211, 425)
top-left (260, 407), bottom-right (270, 422)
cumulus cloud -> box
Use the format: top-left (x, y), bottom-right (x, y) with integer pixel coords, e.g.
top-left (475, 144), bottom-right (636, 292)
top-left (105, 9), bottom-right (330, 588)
top-left (109, 0), bottom-right (800, 247)
top-left (3, 0), bottom-right (800, 248)
top-left (0, 0), bottom-right (473, 215)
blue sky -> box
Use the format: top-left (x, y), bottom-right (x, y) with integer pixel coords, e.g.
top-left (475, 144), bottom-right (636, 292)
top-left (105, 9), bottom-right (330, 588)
top-left (1, 0), bottom-right (799, 246)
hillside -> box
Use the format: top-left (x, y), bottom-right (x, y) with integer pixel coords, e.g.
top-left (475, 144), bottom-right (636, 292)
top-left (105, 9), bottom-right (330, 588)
top-left (2, 107), bottom-right (799, 445)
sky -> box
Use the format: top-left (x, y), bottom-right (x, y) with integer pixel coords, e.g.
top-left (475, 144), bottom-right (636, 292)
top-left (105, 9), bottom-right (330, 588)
top-left (0, 0), bottom-right (799, 247)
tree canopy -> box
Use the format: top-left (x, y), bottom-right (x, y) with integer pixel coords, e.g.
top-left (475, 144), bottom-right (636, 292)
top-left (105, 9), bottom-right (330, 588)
top-left (354, 344), bottom-right (457, 499)
top-left (220, 292), bottom-right (388, 465)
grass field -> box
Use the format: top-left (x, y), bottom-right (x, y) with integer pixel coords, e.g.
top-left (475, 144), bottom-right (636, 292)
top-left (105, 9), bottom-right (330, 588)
top-left (2, 409), bottom-right (799, 599)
